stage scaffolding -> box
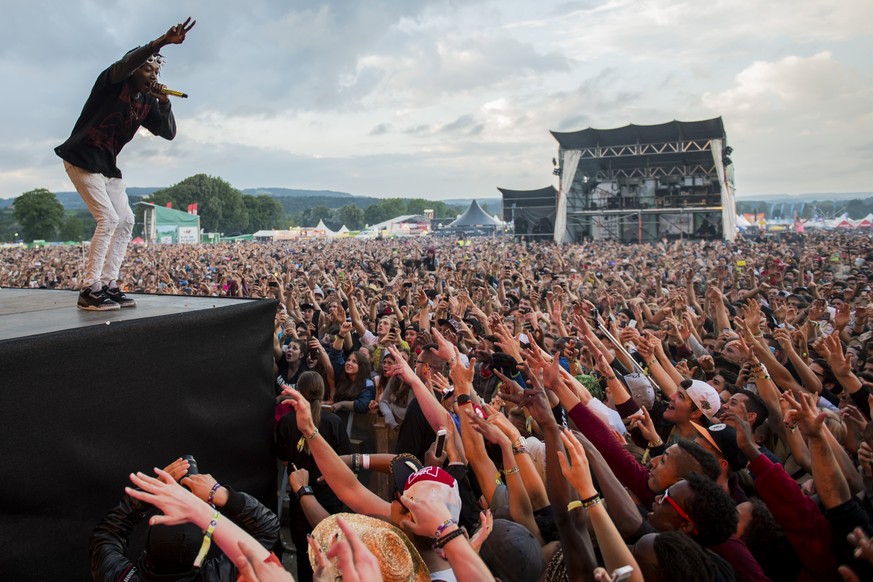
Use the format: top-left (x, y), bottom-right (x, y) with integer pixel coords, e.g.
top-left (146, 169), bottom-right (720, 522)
top-left (551, 118), bottom-right (736, 243)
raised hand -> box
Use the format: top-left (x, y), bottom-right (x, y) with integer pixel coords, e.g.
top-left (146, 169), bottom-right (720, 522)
top-left (557, 429), bottom-right (597, 498)
top-left (783, 391), bottom-right (826, 437)
top-left (626, 407), bottom-right (659, 444)
top-left (162, 17), bottom-right (196, 45)
top-left (469, 510), bottom-right (493, 554)
top-left (126, 468), bottom-right (201, 527)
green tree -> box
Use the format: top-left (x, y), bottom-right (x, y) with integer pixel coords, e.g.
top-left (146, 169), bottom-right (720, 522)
top-left (243, 195), bottom-right (285, 231)
top-left (58, 215), bottom-right (87, 241)
top-left (149, 174), bottom-right (249, 234)
top-left (0, 208), bottom-right (21, 242)
top-left (406, 198), bottom-right (430, 215)
top-left (13, 188), bottom-right (64, 241)
top-left (301, 205), bottom-right (334, 227)
top-left (364, 198), bottom-right (407, 226)
top-left (337, 204), bottom-right (365, 230)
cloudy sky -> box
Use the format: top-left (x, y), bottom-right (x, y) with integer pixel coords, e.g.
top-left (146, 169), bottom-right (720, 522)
top-left (1, 0), bottom-right (871, 201)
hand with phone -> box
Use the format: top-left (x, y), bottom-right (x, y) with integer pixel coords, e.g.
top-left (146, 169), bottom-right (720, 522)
top-left (425, 428), bottom-right (449, 467)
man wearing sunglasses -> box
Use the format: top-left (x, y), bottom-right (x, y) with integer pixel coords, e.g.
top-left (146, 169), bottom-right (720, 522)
top-left (55, 18), bottom-right (195, 311)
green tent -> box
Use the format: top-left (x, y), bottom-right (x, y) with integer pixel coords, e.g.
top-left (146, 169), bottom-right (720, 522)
top-left (140, 203), bottom-right (201, 244)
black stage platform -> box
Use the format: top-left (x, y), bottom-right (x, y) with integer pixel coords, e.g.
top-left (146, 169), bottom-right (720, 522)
top-left (0, 288), bottom-right (278, 581)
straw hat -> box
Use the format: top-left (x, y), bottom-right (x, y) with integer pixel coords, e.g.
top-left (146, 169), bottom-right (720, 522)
top-left (308, 513), bottom-right (430, 582)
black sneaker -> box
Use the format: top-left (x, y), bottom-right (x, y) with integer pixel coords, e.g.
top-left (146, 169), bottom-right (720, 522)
top-left (103, 285), bottom-right (137, 308)
top-left (78, 288), bottom-right (120, 311)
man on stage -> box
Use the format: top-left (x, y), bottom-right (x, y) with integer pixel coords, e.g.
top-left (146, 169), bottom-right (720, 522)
top-left (55, 18), bottom-right (195, 310)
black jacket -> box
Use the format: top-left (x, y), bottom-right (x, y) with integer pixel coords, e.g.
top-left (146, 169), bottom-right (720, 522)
top-left (89, 488), bottom-right (279, 582)
top-left (56, 42), bottom-right (176, 178)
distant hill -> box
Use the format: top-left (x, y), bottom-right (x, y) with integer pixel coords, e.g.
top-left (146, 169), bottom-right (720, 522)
top-left (242, 187), bottom-right (354, 198)
top-left (0, 187), bottom-right (161, 210)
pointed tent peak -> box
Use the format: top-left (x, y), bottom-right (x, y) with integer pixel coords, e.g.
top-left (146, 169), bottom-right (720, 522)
top-left (310, 219), bottom-right (338, 236)
top-left (449, 199), bottom-right (502, 227)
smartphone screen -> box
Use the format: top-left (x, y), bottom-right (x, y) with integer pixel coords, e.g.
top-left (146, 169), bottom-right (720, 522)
top-left (434, 428), bottom-right (448, 458)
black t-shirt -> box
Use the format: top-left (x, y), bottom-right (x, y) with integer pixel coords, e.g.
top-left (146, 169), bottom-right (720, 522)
top-left (276, 410), bottom-right (352, 510)
top-left (276, 360), bottom-right (310, 393)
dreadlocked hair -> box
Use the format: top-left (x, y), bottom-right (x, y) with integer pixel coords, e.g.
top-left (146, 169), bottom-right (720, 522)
top-left (652, 532), bottom-right (716, 582)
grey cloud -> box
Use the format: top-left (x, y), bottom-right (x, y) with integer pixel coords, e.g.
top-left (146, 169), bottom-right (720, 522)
top-left (441, 114), bottom-right (478, 133)
top-left (369, 123), bottom-right (393, 136)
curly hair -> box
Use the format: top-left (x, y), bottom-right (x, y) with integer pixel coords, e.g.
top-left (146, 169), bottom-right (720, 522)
top-left (684, 472), bottom-right (738, 546)
top-left (652, 531), bottom-right (716, 582)
top-left (741, 498), bottom-right (801, 582)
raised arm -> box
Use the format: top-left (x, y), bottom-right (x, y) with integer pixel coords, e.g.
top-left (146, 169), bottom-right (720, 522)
top-left (558, 431), bottom-right (644, 582)
top-left (279, 389), bottom-right (391, 519)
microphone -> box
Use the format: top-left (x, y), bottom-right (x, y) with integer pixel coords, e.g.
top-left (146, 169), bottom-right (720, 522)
top-left (160, 87), bottom-right (188, 98)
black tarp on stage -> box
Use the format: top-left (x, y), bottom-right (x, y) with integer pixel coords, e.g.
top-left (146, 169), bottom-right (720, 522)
top-left (0, 289), bottom-right (278, 580)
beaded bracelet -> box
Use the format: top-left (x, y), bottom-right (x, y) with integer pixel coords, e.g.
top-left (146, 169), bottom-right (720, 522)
top-left (433, 526), bottom-right (467, 550)
top-left (207, 483), bottom-right (221, 507)
top-left (193, 510), bottom-right (220, 568)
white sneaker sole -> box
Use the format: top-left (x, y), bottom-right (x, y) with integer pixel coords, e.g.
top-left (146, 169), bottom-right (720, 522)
top-left (77, 303), bottom-right (121, 311)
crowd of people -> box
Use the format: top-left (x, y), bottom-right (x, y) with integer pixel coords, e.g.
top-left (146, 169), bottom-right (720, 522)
top-left (8, 229), bottom-right (873, 581)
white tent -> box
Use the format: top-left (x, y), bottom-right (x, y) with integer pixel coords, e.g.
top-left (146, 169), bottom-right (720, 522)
top-left (313, 220), bottom-right (337, 237)
top-left (735, 214), bottom-right (752, 228)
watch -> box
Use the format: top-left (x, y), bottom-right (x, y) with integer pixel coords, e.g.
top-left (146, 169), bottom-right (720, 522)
top-left (295, 485), bottom-right (315, 501)
top-left (457, 394), bottom-right (472, 406)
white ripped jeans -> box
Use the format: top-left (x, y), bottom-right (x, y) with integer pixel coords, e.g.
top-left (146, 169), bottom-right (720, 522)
top-left (63, 161), bottom-right (135, 289)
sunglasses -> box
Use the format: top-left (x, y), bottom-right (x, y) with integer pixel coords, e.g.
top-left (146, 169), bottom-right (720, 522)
top-left (143, 54), bottom-right (165, 69)
top-left (658, 487), bottom-right (698, 535)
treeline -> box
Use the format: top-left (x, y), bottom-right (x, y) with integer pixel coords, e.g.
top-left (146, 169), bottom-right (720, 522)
top-left (1, 174), bottom-right (466, 241)
top-left (736, 198), bottom-right (873, 220)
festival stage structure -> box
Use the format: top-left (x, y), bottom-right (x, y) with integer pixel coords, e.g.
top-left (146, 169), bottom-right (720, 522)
top-left (0, 288), bottom-right (277, 581)
top-left (550, 117), bottom-right (736, 243)
top-left (497, 186), bottom-right (557, 240)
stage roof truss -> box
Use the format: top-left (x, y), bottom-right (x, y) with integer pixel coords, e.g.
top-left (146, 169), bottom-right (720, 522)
top-left (588, 163), bottom-right (717, 182)
top-left (575, 138), bottom-right (714, 161)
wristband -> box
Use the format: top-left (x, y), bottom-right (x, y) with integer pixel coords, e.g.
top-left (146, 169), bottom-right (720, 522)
top-left (503, 466), bottom-right (520, 476)
top-left (295, 485), bottom-right (315, 500)
top-left (363, 454), bottom-right (370, 470)
top-left (434, 518), bottom-right (456, 540)
top-left (567, 500), bottom-right (583, 512)
top-left (581, 495), bottom-right (603, 509)
top-left (305, 427), bottom-right (320, 440)
top-left (193, 510), bottom-right (220, 568)
top-left (647, 439), bottom-right (664, 449)
top-left (207, 483), bottom-right (221, 507)
top-left (457, 394), bottom-right (473, 406)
